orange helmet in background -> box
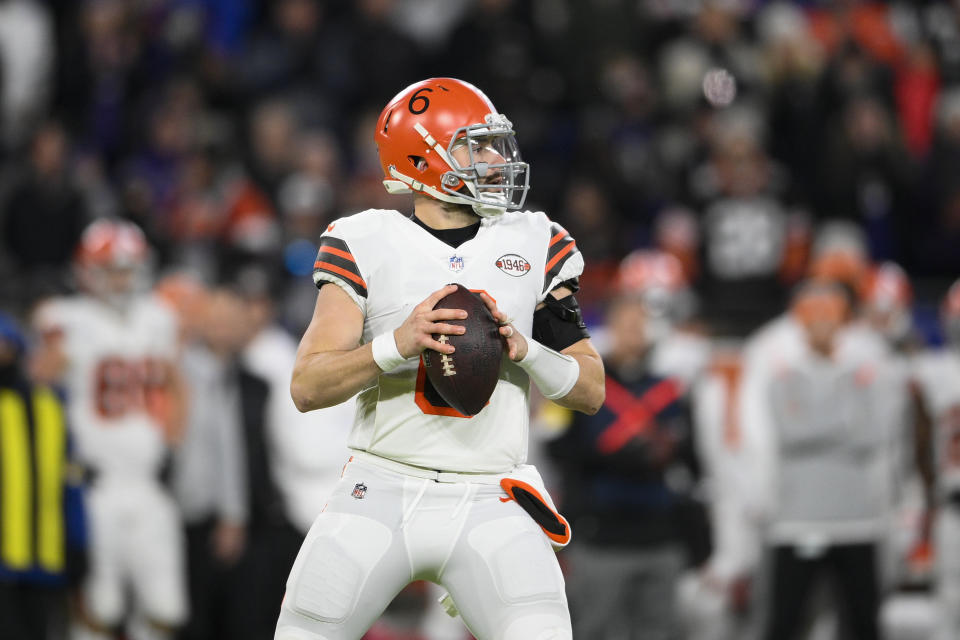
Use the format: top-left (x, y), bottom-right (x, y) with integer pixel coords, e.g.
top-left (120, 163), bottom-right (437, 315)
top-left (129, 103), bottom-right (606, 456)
top-left (615, 249), bottom-right (695, 324)
top-left (75, 218), bottom-right (148, 268)
top-left (862, 262), bottom-right (912, 310)
top-left (74, 219), bottom-right (151, 308)
top-left (617, 250), bottom-right (687, 295)
top-left (861, 262), bottom-right (913, 343)
top-left (375, 78), bottom-right (529, 217)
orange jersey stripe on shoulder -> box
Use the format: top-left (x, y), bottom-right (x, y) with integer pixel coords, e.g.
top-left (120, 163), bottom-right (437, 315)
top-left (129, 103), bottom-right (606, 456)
top-left (548, 230), bottom-right (568, 247)
top-left (313, 261), bottom-right (367, 288)
top-left (318, 245), bottom-right (356, 263)
top-left (544, 240), bottom-right (576, 274)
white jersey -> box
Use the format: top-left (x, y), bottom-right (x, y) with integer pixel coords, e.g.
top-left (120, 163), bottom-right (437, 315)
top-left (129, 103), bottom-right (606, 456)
top-left (35, 295), bottom-right (179, 478)
top-left (312, 208), bottom-right (584, 473)
top-left (914, 348), bottom-right (960, 495)
top-left (740, 317), bottom-right (906, 544)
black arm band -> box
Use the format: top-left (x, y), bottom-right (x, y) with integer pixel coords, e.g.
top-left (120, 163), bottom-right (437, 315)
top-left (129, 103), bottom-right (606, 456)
top-left (533, 293), bottom-right (590, 352)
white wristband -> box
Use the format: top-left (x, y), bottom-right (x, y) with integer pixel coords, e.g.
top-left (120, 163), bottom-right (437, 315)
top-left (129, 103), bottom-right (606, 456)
top-left (371, 331), bottom-right (408, 372)
top-left (515, 336), bottom-right (580, 400)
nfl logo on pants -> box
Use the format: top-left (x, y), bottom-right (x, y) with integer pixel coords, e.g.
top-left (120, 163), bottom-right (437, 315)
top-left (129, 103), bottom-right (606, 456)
top-left (352, 483), bottom-right (367, 499)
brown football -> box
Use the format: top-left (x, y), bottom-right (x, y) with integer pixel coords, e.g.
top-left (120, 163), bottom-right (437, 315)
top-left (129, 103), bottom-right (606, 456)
top-left (421, 284), bottom-right (504, 416)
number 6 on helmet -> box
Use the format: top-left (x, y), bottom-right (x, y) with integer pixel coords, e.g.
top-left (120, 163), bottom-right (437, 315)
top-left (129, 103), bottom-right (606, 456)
top-left (375, 78), bottom-right (530, 218)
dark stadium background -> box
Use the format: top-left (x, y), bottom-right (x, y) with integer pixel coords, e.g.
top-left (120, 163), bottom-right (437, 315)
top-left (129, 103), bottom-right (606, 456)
top-left (2, 1), bottom-right (960, 639)
top-left (3, 0), bottom-right (958, 334)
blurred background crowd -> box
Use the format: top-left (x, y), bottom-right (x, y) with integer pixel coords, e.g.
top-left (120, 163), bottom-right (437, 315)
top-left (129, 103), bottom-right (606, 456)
top-left (2, 0), bottom-right (960, 639)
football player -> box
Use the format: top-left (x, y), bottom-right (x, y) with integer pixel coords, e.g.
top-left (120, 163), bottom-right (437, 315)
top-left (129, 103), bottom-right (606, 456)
top-left (32, 219), bottom-right (187, 640)
top-left (275, 78), bottom-right (605, 640)
top-left (913, 280), bottom-right (960, 640)
top-left (861, 261), bottom-right (914, 349)
top-left (614, 248), bottom-right (709, 387)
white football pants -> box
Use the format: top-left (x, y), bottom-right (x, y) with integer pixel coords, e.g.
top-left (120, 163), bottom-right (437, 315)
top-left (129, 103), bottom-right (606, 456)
top-left (82, 478), bottom-right (187, 630)
top-left (274, 453), bottom-right (572, 640)
top-left (935, 505), bottom-right (960, 640)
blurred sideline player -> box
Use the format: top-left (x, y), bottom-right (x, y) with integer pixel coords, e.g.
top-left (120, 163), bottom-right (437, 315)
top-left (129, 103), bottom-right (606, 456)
top-left (275, 78), bottom-right (605, 640)
top-left (32, 219), bottom-right (187, 640)
top-left (613, 249), bottom-right (710, 388)
top-left (913, 280), bottom-right (960, 640)
top-left (857, 263), bottom-right (933, 586)
top-left (742, 281), bottom-right (902, 640)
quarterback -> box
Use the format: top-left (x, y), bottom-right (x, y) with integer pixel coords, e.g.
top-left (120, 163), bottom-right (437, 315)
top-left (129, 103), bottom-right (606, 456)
top-left (274, 78), bottom-right (605, 640)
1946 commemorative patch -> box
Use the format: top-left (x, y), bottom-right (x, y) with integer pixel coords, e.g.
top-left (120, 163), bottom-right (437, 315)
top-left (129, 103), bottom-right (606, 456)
top-left (495, 254), bottom-right (531, 277)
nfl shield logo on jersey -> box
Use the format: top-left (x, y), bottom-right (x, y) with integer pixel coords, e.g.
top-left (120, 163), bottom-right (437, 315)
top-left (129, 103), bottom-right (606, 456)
top-left (448, 256), bottom-right (464, 272)
top-left (351, 482), bottom-right (367, 499)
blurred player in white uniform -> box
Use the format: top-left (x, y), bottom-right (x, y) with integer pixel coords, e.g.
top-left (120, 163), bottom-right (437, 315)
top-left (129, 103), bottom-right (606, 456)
top-left (33, 220), bottom-right (187, 640)
top-left (615, 249), bottom-right (710, 388)
top-left (913, 280), bottom-right (960, 640)
top-left (274, 78), bottom-right (605, 640)
top-left (742, 281), bottom-right (906, 640)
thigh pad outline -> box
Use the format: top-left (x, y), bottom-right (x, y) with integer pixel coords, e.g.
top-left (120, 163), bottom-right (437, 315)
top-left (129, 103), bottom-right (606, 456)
top-left (286, 512), bottom-right (393, 624)
top-left (467, 515), bottom-right (565, 606)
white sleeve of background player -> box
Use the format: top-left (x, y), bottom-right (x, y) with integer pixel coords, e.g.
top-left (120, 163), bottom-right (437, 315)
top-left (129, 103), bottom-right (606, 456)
top-left (31, 297), bottom-right (78, 354)
top-left (33, 297), bottom-right (71, 334)
top-left (312, 216), bottom-right (375, 315)
top-left (539, 217), bottom-right (584, 302)
top-left (737, 356), bottom-right (778, 521)
top-left (149, 297), bottom-right (180, 352)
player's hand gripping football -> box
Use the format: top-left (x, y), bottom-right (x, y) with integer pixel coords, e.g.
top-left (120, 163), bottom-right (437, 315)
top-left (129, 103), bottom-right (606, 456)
top-left (393, 284), bottom-right (467, 358)
top-left (477, 292), bottom-right (528, 361)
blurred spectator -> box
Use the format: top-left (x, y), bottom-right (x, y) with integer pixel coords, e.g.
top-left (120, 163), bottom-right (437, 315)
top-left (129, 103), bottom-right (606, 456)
top-left (0, 312), bottom-right (87, 640)
top-left (235, 0), bottom-right (327, 99)
top-left (156, 275), bottom-right (250, 640)
top-left (816, 95), bottom-right (912, 261)
top-left (120, 80), bottom-right (205, 242)
top-left (31, 220), bottom-right (187, 640)
top-left (1, 122), bottom-right (89, 308)
top-left (557, 178), bottom-right (624, 266)
top-left (0, 0), bottom-right (54, 152)
top-left (55, 0), bottom-right (146, 163)
top-left (741, 281), bottom-right (905, 640)
top-left (223, 266), bottom-right (355, 639)
top-left (277, 129), bottom-right (340, 238)
top-left (245, 99), bottom-right (298, 205)
top-left (548, 291), bottom-right (702, 640)
top-left (689, 107), bottom-right (795, 337)
top-left (915, 87), bottom-right (960, 275)
top-left (759, 2), bottom-right (826, 201)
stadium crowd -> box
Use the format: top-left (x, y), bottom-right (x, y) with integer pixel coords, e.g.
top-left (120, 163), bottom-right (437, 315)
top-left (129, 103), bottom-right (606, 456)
top-left (2, 0), bottom-right (960, 639)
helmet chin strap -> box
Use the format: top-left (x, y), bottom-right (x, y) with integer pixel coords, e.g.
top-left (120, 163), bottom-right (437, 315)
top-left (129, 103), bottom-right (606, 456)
top-left (385, 166), bottom-right (506, 217)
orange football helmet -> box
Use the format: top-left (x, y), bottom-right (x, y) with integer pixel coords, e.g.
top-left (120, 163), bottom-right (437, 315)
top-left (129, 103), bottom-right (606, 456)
top-left (375, 78), bottom-right (529, 217)
top-left (861, 261), bottom-right (913, 341)
top-left (76, 218), bottom-right (148, 268)
top-left (615, 249), bottom-right (695, 324)
top-left (862, 261), bottom-right (912, 309)
top-left (74, 219), bottom-right (150, 308)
